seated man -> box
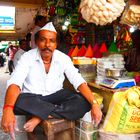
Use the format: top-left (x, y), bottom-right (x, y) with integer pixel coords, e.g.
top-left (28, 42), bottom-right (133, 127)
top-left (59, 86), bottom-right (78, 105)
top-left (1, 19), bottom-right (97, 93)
top-left (1, 22), bottom-right (102, 133)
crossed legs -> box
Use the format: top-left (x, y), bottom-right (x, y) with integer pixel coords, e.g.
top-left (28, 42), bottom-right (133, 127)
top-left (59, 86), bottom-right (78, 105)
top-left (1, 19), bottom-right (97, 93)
top-left (14, 89), bottom-right (91, 132)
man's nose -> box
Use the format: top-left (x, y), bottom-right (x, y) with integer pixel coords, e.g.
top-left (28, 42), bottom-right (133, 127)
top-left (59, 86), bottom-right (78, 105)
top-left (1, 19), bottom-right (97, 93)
top-left (45, 40), bottom-right (50, 46)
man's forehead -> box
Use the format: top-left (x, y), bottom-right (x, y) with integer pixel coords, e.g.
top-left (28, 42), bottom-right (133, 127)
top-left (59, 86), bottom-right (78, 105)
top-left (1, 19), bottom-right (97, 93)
top-left (39, 30), bottom-right (57, 38)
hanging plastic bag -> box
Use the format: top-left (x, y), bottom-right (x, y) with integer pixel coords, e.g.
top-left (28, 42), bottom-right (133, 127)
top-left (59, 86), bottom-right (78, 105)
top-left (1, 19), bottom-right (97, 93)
top-left (120, 0), bottom-right (140, 26)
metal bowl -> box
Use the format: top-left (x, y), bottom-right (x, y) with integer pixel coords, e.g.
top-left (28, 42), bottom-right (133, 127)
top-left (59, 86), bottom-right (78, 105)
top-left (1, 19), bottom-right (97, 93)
top-left (105, 68), bottom-right (127, 78)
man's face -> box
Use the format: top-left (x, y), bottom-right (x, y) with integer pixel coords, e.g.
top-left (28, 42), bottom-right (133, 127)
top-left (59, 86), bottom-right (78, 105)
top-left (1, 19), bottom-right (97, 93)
top-left (36, 30), bottom-right (57, 58)
top-left (9, 45), bottom-right (13, 49)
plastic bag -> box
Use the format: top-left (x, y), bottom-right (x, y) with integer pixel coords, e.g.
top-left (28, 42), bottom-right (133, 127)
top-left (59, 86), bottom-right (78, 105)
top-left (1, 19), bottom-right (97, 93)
top-left (103, 86), bottom-right (140, 134)
top-left (120, 0), bottom-right (140, 26)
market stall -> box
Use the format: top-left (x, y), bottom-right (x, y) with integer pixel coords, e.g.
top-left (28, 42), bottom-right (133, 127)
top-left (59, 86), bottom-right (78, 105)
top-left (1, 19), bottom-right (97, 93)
top-left (0, 0), bottom-right (140, 139)
top-left (68, 0), bottom-right (140, 135)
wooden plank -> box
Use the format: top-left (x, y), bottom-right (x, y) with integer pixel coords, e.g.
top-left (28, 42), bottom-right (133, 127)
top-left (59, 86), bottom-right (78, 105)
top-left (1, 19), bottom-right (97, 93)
top-left (0, 0), bottom-right (44, 7)
top-left (0, 0), bottom-right (44, 5)
top-left (88, 82), bottom-right (128, 93)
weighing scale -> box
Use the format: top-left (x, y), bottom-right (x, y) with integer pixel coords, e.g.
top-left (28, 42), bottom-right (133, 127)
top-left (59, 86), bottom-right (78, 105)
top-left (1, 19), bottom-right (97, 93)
top-left (99, 77), bottom-right (136, 89)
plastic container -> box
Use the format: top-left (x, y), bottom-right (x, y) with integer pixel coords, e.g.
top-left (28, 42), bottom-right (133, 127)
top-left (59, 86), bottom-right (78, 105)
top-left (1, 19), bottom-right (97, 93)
top-left (99, 130), bottom-right (140, 140)
top-left (75, 126), bottom-right (98, 140)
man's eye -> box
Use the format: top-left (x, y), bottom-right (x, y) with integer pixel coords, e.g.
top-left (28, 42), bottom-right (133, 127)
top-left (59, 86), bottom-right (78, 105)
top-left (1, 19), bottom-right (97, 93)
top-left (50, 39), bottom-right (56, 43)
top-left (40, 38), bottom-right (45, 42)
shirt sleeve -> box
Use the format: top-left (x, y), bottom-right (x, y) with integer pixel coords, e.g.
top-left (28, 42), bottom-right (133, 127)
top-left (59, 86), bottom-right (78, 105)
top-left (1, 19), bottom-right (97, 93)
top-left (64, 56), bottom-right (86, 90)
top-left (7, 53), bottom-right (30, 90)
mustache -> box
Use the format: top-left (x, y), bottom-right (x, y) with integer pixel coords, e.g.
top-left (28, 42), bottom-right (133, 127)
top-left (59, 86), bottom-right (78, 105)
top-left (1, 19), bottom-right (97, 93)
top-left (41, 47), bottom-right (52, 53)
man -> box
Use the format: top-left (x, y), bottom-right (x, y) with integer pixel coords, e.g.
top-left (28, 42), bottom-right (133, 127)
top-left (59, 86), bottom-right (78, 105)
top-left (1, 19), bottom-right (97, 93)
top-left (31, 15), bottom-right (46, 49)
top-left (13, 39), bottom-right (28, 67)
top-left (7, 44), bottom-right (17, 74)
top-left (125, 29), bottom-right (140, 71)
top-left (5, 42), bottom-right (12, 73)
top-left (0, 52), bottom-right (5, 67)
top-left (25, 32), bottom-right (32, 51)
top-left (1, 22), bottom-right (102, 133)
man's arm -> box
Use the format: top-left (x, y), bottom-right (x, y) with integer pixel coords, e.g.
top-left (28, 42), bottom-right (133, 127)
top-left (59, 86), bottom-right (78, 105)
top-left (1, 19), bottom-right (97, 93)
top-left (77, 83), bottom-right (102, 125)
top-left (1, 84), bottom-right (20, 133)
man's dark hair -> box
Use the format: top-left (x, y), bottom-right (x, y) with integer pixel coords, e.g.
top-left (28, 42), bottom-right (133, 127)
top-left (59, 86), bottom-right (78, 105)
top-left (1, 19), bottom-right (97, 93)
top-left (34, 32), bottom-right (40, 42)
top-left (34, 15), bottom-right (46, 25)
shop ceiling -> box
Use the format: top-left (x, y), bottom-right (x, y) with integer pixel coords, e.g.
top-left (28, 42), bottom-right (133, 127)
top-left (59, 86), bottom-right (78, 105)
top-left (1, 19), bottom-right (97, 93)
top-left (0, 0), bottom-right (45, 41)
top-left (0, 0), bottom-right (131, 41)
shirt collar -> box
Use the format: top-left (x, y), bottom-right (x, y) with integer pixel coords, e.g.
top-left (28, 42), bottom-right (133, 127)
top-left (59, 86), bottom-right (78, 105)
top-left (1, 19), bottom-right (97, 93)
top-left (35, 48), bottom-right (59, 63)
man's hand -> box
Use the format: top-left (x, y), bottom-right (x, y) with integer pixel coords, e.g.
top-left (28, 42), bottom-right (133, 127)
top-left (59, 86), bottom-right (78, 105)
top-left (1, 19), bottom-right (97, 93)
top-left (1, 109), bottom-right (16, 133)
top-left (77, 83), bottom-right (102, 125)
top-left (1, 84), bottom-right (20, 133)
top-left (91, 104), bottom-right (102, 126)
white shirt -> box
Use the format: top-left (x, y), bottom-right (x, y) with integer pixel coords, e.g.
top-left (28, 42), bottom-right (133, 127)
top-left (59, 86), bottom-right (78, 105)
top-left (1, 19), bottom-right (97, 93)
top-left (31, 26), bottom-right (40, 49)
top-left (7, 49), bottom-right (86, 96)
top-left (13, 48), bottom-right (25, 67)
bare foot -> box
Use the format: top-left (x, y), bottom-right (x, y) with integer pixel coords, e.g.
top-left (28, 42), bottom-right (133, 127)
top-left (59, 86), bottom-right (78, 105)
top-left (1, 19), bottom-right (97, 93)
top-left (23, 117), bottom-right (41, 132)
top-left (48, 115), bottom-right (53, 119)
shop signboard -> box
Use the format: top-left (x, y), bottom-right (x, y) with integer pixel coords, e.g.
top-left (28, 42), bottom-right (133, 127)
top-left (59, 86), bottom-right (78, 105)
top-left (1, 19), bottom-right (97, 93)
top-left (0, 6), bottom-right (15, 31)
top-left (0, 16), bottom-right (14, 30)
